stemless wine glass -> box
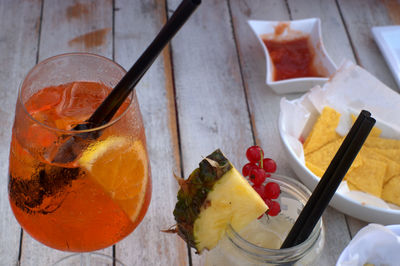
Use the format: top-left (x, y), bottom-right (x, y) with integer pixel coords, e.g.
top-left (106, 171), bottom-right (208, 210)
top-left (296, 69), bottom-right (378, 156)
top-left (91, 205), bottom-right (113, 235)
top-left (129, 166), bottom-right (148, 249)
top-left (8, 53), bottom-right (151, 263)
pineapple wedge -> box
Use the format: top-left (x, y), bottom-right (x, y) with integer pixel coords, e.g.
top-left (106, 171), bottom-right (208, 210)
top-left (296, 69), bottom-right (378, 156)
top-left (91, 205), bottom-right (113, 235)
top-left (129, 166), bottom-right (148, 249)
top-left (173, 149), bottom-right (268, 253)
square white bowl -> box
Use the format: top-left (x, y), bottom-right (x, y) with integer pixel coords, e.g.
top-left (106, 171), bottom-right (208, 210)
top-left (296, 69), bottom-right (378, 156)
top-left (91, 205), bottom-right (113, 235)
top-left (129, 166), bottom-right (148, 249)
top-left (248, 18), bottom-right (337, 94)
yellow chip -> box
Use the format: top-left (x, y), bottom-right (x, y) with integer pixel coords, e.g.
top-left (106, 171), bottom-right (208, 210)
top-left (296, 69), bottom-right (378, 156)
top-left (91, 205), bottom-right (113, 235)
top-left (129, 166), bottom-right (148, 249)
top-left (305, 161), bottom-right (324, 178)
top-left (369, 148), bottom-right (400, 164)
top-left (303, 106), bottom-right (341, 155)
top-left (305, 138), bottom-right (363, 176)
top-left (381, 175), bottom-right (400, 206)
top-left (360, 147), bottom-right (400, 183)
top-left (347, 181), bottom-right (360, 192)
top-left (346, 158), bottom-right (386, 198)
top-left (365, 136), bottom-right (400, 149)
top-left (351, 114), bottom-right (382, 137)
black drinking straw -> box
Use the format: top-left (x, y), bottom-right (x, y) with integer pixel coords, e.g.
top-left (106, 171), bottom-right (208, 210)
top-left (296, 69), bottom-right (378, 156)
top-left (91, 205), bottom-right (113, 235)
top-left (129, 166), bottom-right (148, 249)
top-left (52, 0), bottom-right (201, 163)
top-left (280, 110), bottom-right (376, 249)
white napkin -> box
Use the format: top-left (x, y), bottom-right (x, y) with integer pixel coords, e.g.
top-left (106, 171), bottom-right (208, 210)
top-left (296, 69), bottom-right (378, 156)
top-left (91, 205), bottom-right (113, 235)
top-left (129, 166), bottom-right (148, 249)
top-left (336, 224), bottom-right (400, 266)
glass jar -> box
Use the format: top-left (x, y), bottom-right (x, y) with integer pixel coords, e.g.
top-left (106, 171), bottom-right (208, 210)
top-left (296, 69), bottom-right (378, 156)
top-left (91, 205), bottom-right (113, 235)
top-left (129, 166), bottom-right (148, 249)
top-left (205, 174), bottom-right (324, 265)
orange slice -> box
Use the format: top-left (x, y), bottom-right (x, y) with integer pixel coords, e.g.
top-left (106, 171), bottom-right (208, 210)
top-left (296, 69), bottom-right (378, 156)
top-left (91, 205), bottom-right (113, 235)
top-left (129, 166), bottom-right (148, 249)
top-left (79, 136), bottom-right (149, 222)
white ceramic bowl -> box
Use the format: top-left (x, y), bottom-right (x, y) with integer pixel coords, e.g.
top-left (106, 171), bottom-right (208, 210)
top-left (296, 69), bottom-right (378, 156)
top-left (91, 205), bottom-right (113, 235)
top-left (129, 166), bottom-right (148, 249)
top-left (248, 18), bottom-right (336, 94)
top-left (278, 103), bottom-right (400, 225)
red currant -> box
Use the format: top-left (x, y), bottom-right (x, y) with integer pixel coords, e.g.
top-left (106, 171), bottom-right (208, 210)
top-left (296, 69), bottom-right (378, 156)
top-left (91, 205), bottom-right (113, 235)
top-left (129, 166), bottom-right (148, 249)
top-left (263, 158), bottom-right (277, 173)
top-left (266, 201), bottom-right (281, 216)
top-left (264, 198), bottom-right (272, 207)
top-left (265, 182), bottom-right (280, 199)
top-left (242, 162), bottom-right (257, 177)
top-left (249, 168), bottom-right (266, 186)
top-left (252, 184), bottom-right (265, 198)
top-left (246, 146), bottom-right (264, 163)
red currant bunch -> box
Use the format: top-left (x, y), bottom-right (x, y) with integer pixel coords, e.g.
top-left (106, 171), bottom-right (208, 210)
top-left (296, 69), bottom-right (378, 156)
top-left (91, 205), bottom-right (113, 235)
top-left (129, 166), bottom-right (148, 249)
top-left (242, 145), bottom-right (281, 217)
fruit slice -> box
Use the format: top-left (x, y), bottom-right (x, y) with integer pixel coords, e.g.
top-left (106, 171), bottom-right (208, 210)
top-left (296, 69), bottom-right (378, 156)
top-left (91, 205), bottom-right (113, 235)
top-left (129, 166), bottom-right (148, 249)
top-left (173, 149), bottom-right (268, 253)
top-left (79, 136), bottom-right (149, 222)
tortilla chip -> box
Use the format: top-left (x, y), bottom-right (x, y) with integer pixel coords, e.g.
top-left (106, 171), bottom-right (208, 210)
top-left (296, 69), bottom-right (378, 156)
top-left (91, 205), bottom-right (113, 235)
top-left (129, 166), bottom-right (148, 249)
top-left (370, 148), bottom-right (400, 163)
top-left (381, 175), bottom-right (400, 206)
top-left (305, 138), bottom-right (363, 176)
top-left (346, 158), bottom-right (386, 198)
top-left (365, 136), bottom-right (400, 149)
top-left (360, 147), bottom-right (400, 183)
top-left (304, 106), bottom-right (341, 155)
top-left (351, 114), bottom-right (382, 137)
top-left (351, 114), bottom-right (382, 138)
top-left (347, 181), bottom-right (361, 192)
top-left (305, 161), bottom-right (325, 178)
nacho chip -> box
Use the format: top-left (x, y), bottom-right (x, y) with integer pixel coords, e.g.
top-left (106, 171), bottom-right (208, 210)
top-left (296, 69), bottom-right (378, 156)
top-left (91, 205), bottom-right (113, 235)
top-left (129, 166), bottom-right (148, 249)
top-left (305, 138), bottom-right (363, 177)
top-left (381, 175), bottom-right (400, 206)
top-left (303, 106), bottom-right (341, 155)
top-left (365, 136), bottom-right (400, 149)
top-left (305, 161), bottom-right (324, 178)
top-left (370, 148), bottom-right (400, 164)
top-left (360, 147), bottom-right (400, 183)
top-left (347, 181), bottom-right (359, 191)
top-left (351, 114), bottom-right (382, 137)
top-left (346, 158), bottom-right (386, 198)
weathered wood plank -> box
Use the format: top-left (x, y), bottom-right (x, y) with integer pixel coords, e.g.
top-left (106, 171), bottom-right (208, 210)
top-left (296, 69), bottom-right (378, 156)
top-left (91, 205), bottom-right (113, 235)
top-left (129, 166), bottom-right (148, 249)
top-left (346, 216), bottom-right (369, 238)
top-left (338, 0), bottom-right (398, 90)
top-left (229, 0), bottom-right (352, 263)
top-left (39, 0), bottom-right (113, 60)
top-left (229, 0), bottom-right (292, 173)
top-left (113, 0), bottom-right (187, 265)
top-left (19, 0), bottom-right (113, 265)
top-left (167, 0), bottom-right (255, 264)
top-left (0, 1), bottom-right (42, 265)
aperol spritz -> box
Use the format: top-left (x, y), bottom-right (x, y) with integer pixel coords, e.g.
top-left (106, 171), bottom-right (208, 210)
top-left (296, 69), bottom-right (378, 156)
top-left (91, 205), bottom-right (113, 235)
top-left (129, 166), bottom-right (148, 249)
top-left (8, 53), bottom-right (151, 252)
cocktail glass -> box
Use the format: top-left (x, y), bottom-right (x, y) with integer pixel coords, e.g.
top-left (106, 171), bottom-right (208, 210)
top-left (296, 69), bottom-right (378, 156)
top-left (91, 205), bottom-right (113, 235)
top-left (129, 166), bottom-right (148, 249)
top-left (8, 53), bottom-right (151, 264)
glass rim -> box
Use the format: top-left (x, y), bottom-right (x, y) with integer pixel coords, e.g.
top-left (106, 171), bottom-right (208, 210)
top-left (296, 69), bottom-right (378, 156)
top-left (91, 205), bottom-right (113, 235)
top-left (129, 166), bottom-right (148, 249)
top-left (226, 173), bottom-right (323, 260)
top-left (18, 52), bottom-right (130, 134)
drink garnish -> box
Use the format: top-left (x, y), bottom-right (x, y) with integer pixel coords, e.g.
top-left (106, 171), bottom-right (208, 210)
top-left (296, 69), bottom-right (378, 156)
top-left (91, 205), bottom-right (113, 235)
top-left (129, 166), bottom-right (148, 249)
top-left (169, 149), bottom-right (268, 254)
top-left (78, 136), bottom-right (149, 222)
top-left (242, 145), bottom-right (281, 217)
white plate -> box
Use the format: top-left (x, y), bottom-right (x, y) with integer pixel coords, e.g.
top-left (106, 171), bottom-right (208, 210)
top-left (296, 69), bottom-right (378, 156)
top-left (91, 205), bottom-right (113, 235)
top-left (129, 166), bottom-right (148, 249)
top-left (248, 18), bottom-right (336, 94)
top-left (278, 61), bottom-right (400, 225)
top-left (372, 26), bottom-right (400, 91)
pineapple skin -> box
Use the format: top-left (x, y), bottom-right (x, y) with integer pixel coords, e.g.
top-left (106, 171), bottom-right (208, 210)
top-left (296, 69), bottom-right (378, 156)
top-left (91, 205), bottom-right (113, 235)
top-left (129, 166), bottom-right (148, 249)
top-left (173, 149), bottom-right (267, 253)
top-left (173, 149), bottom-right (231, 252)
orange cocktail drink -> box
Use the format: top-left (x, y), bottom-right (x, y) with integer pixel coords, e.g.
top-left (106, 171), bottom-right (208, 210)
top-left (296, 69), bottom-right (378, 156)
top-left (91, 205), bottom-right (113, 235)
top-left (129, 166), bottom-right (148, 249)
top-left (8, 53), bottom-right (151, 252)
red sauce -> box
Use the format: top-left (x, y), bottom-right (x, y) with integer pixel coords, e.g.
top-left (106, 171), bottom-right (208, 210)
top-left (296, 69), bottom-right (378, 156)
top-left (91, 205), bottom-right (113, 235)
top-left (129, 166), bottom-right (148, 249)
top-left (263, 36), bottom-right (323, 81)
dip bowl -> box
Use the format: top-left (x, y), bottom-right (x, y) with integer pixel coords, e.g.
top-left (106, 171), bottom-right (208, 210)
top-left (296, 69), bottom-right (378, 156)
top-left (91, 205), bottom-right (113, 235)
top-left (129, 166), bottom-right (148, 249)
top-left (248, 18), bottom-right (336, 94)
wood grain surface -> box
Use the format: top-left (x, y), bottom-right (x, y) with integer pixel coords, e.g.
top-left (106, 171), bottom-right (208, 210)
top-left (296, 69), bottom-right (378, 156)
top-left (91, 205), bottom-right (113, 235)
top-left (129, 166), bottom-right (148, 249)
top-left (0, 0), bottom-right (42, 265)
top-left (0, 0), bottom-right (398, 265)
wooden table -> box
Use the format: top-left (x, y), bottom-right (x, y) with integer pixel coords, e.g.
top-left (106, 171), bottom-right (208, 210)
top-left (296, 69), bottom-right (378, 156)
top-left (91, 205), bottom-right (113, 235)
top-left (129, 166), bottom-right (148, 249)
top-left (0, 0), bottom-right (398, 265)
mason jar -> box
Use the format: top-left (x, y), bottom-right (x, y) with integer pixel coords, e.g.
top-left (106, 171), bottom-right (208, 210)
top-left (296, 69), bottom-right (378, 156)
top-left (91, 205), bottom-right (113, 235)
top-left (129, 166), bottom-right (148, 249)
top-left (205, 174), bottom-right (325, 265)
